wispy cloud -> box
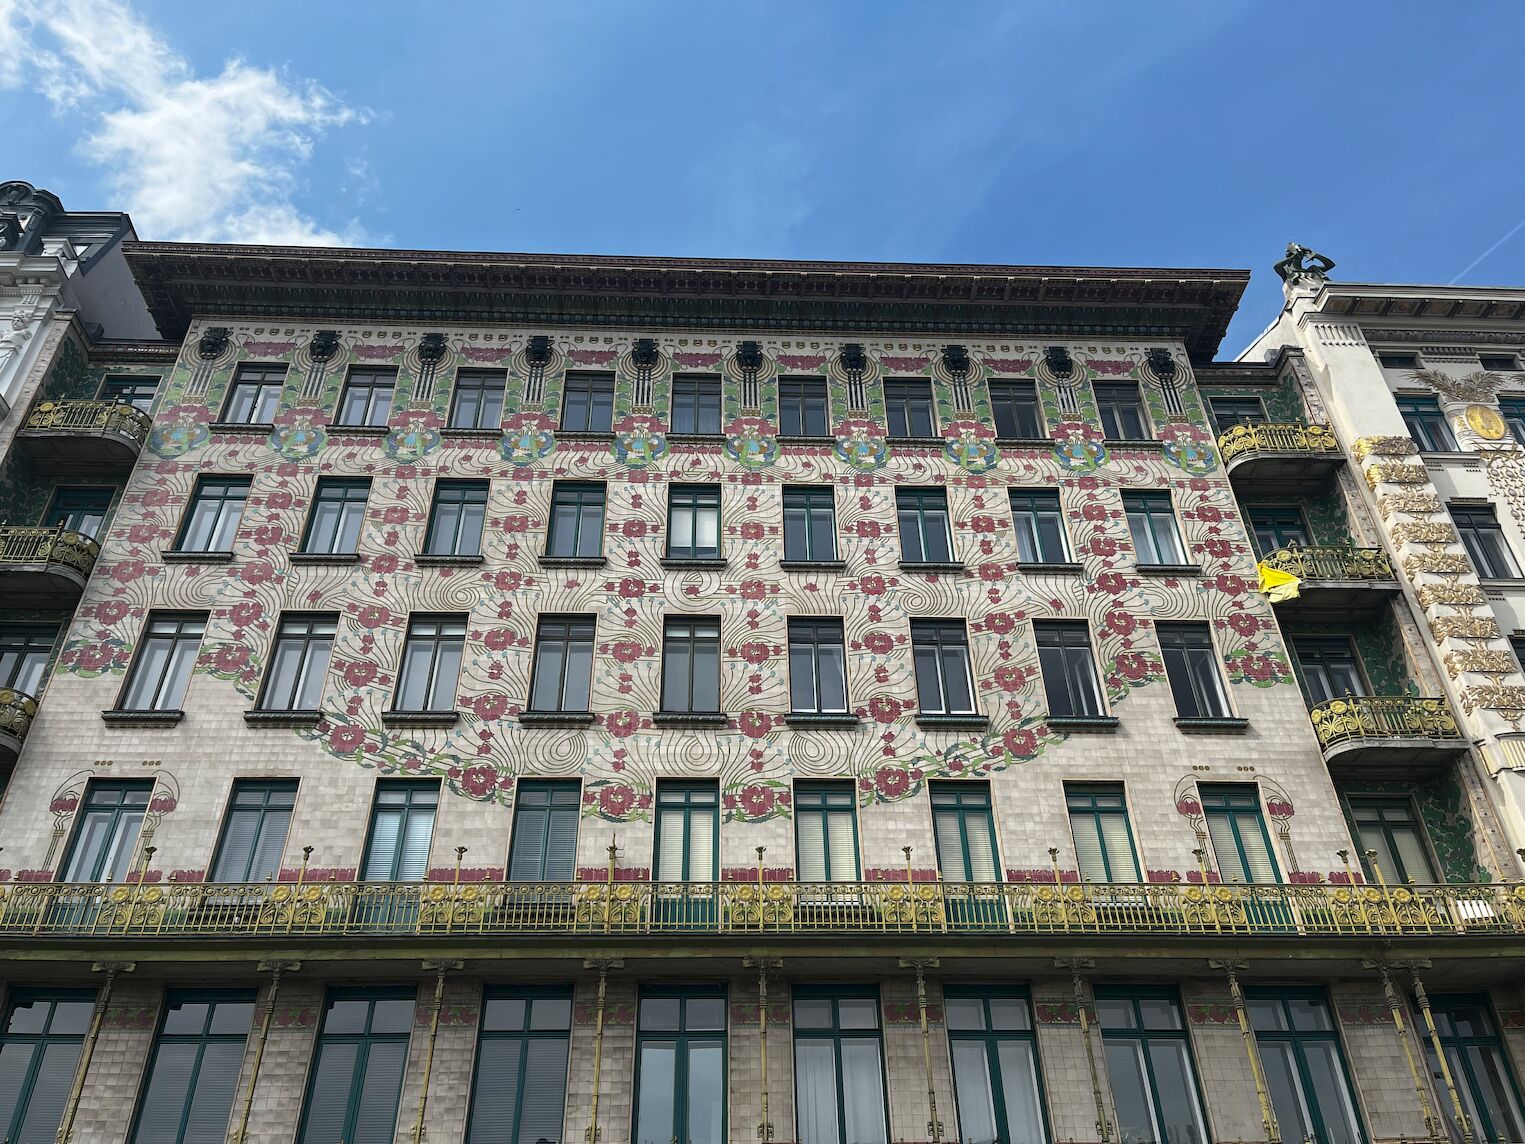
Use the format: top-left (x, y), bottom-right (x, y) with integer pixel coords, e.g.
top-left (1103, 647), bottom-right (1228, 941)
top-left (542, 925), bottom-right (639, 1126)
top-left (0, 0), bottom-right (368, 244)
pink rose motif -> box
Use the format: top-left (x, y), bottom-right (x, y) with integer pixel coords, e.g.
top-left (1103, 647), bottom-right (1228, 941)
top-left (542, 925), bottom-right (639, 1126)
top-left (127, 523), bottom-right (160, 545)
top-left (862, 631), bottom-right (894, 655)
top-left (242, 561), bottom-right (275, 585)
top-left (1089, 535), bottom-right (1119, 557)
top-left (96, 600), bottom-right (129, 624)
top-left (605, 709), bottom-right (640, 738)
top-left (211, 645), bottom-right (249, 673)
top-left (252, 525), bottom-right (286, 546)
top-left (620, 520), bottom-right (648, 538)
top-left (140, 489), bottom-right (171, 508)
top-left (867, 695), bottom-right (902, 724)
top-left (49, 796), bottom-right (79, 815)
top-left (1094, 571), bottom-right (1127, 595)
top-left (1176, 798), bottom-right (1202, 817)
top-left (854, 520), bottom-right (884, 538)
top-left (343, 661), bottom-right (378, 688)
top-left (1238, 654), bottom-right (1274, 682)
top-left (371, 554), bottom-right (398, 575)
top-left (873, 766), bottom-right (911, 798)
top-left (489, 571), bottom-right (525, 592)
top-left (330, 725), bottom-right (367, 753)
top-left (461, 765), bottom-right (497, 797)
top-left (471, 694), bottom-right (508, 721)
top-left (977, 562), bottom-right (1005, 582)
top-left (738, 785), bottom-right (776, 817)
top-left (266, 491), bottom-right (293, 510)
top-left (610, 639), bottom-right (645, 664)
top-left (984, 613), bottom-right (1016, 635)
top-left (993, 663), bottom-right (1028, 692)
top-left (381, 505), bottom-right (409, 525)
top-left (112, 560), bottom-right (147, 584)
top-left (1002, 727), bottom-right (1039, 757)
top-left (858, 574), bottom-right (887, 596)
top-left (1226, 613), bottom-right (1260, 637)
top-left (738, 711), bottom-right (774, 739)
top-left (737, 641), bottom-right (772, 665)
top-left (738, 521), bottom-right (765, 541)
top-left (617, 578), bottom-right (648, 599)
top-left (1200, 538), bottom-right (1233, 560)
top-left (355, 605), bottom-right (390, 629)
top-left (739, 579), bottom-right (768, 600)
top-left (148, 795), bottom-right (177, 814)
top-left (229, 602), bottom-right (263, 629)
top-left (1265, 799), bottom-right (1294, 818)
top-left (502, 514), bottom-right (532, 533)
top-left (598, 785), bottom-right (636, 817)
top-left (1080, 501), bottom-right (1107, 522)
top-left (968, 515), bottom-right (1000, 534)
top-left (1105, 609), bottom-right (1137, 637)
top-left (483, 628), bottom-right (514, 651)
top-left (75, 644), bottom-right (113, 672)
top-left (1115, 653), bottom-right (1154, 681)
top-left (1196, 505), bottom-right (1223, 523)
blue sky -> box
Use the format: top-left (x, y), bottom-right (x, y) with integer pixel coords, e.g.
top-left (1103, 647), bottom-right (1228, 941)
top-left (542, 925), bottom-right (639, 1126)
top-left (5, 0), bottom-right (1524, 353)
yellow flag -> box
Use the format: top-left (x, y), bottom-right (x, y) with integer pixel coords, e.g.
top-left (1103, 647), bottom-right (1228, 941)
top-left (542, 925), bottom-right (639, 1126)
top-left (1257, 562), bottom-right (1301, 602)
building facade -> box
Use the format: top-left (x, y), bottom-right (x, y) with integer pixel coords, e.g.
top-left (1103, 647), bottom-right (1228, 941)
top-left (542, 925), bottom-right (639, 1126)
top-left (0, 238), bottom-right (1520, 1144)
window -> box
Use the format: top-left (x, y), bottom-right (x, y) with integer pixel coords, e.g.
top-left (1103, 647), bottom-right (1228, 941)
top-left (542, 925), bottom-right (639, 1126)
top-left (210, 780), bottom-right (297, 883)
top-left (1246, 505), bottom-right (1309, 555)
top-left (1158, 622), bottom-right (1230, 720)
top-left (394, 616), bottom-right (466, 712)
top-left (0, 989), bottom-right (95, 1144)
top-left (528, 616), bottom-right (595, 713)
top-left (1481, 354), bottom-right (1521, 372)
top-left (449, 369), bottom-right (506, 430)
top-left (0, 625), bottom-right (56, 695)
top-left (783, 486), bottom-right (836, 562)
top-left (1398, 394), bottom-right (1456, 452)
top-left (335, 368), bottom-right (395, 427)
top-left (634, 987), bottom-right (727, 1144)
top-left (546, 482), bottom-right (605, 559)
top-left (100, 375), bottom-right (159, 411)
top-left (1123, 491), bottom-right (1186, 565)
top-left (220, 365), bottom-right (286, 424)
top-left (1344, 794), bottom-right (1439, 885)
top-left (257, 614), bottom-right (335, 713)
top-left (1200, 783), bottom-right (1279, 884)
top-left (668, 485), bottom-right (721, 559)
top-left (1290, 635), bottom-right (1366, 704)
top-left (944, 988), bottom-right (1048, 1144)
top-left (897, 488), bottom-right (954, 563)
top-left (661, 618), bottom-right (721, 713)
top-left (361, 781), bottom-right (438, 882)
top-left (911, 620), bottom-right (977, 716)
top-left (1246, 988), bottom-right (1363, 1144)
top-left (883, 379), bottom-right (935, 438)
top-left (931, 782), bottom-right (999, 882)
top-left (424, 480), bottom-right (489, 556)
top-left (1208, 397), bottom-right (1267, 432)
top-left (1035, 621), bottom-right (1103, 719)
top-left (1515, 634), bottom-right (1525, 675)
top-left (1501, 397), bottom-right (1525, 445)
top-left (792, 988), bottom-right (889, 1144)
top-left (60, 780), bottom-right (152, 882)
top-left (1451, 503), bottom-right (1522, 579)
top-left (508, 782), bottom-right (580, 881)
top-left (119, 613), bottom-right (205, 712)
top-left (989, 380), bottom-right (1043, 439)
top-left (297, 989), bottom-right (415, 1144)
top-left (1010, 489), bottom-right (1069, 564)
top-left (654, 782), bottom-right (719, 881)
top-left (175, 476), bottom-right (249, 553)
top-left (1095, 383), bottom-right (1148, 440)
top-left (1423, 995), bottom-right (1525, 1144)
top-left (1378, 351), bottom-right (1420, 369)
top-left (779, 377), bottom-right (829, 437)
top-left (670, 374), bottom-right (722, 435)
top-left (1066, 784), bottom-right (1141, 883)
top-left (130, 990), bottom-right (255, 1144)
top-left (789, 618), bottom-right (847, 714)
top-left (44, 487), bottom-right (112, 538)
top-left (465, 987), bottom-right (572, 1144)
top-left (795, 782), bottom-right (858, 882)
top-left (1095, 988), bottom-right (1208, 1144)
top-left (560, 372), bottom-right (613, 432)
top-left (302, 479), bottom-right (369, 555)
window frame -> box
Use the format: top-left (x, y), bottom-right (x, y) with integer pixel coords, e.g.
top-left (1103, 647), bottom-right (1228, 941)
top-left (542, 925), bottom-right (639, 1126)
top-left (1034, 619), bottom-right (1105, 719)
top-left (296, 987), bottom-right (416, 1144)
top-left (778, 376), bottom-right (830, 437)
top-left (60, 779), bottom-right (154, 883)
top-left (669, 373), bottom-right (723, 435)
top-left (660, 617), bottom-right (722, 714)
top-left (791, 985), bottom-right (890, 1144)
top-left (1378, 351), bottom-right (1421, 370)
top-left (1208, 396), bottom-right (1269, 432)
top-left (910, 619), bottom-right (978, 716)
top-left (942, 985), bottom-right (1051, 1144)
top-left (359, 780), bottom-right (439, 882)
top-left (256, 613), bottom-right (336, 713)
top-left (465, 985), bottom-right (574, 1144)
top-left (545, 481), bottom-right (606, 559)
top-left (0, 988), bottom-right (97, 1144)
top-left (560, 371), bottom-right (615, 433)
top-left (653, 781), bottom-right (720, 882)
top-left (1500, 396), bottom-right (1525, 445)
top-left (1450, 503), bottom-right (1522, 580)
top-left (334, 367), bottom-right (397, 428)
top-left (1094, 985), bottom-right (1210, 1144)
top-left (896, 487), bottom-right (954, 564)
top-left (392, 615), bottom-right (467, 714)
top-left (1244, 986), bottom-right (1366, 1144)
top-left (508, 780), bottom-right (581, 882)
top-left (988, 379), bottom-right (1044, 439)
top-left (0, 623), bottom-right (57, 695)
top-left (1397, 394), bottom-right (1457, 453)
top-left (209, 779), bottom-right (298, 883)
top-left (1094, 382), bottom-right (1150, 441)
top-left (301, 478), bottom-right (371, 555)
top-left (1424, 993), bottom-right (1525, 1143)
top-left (99, 374), bottom-right (160, 412)
top-left (1245, 504), bottom-right (1311, 556)
top-left (794, 781), bottom-right (860, 882)
top-left (1289, 634), bottom-right (1369, 704)
top-left (448, 368), bottom-right (507, 431)
top-left (528, 615), bottom-right (596, 714)
top-left (44, 486), bottom-right (113, 538)
top-left (667, 484), bottom-right (722, 560)
top-left (930, 781), bottom-right (1001, 883)
top-left (782, 486), bottom-right (837, 562)
top-left (117, 611), bottom-right (206, 713)
top-left (1065, 782), bottom-right (1142, 883)
top-left (1480, 354), bottom-right (1520, 372)
top-left (882, 378), bottom-right (936, 438)
top-left (423, 479), bottom-right (490, 557)
top-left (128, 988), bottom-right (257, 1144)
top-left (1123, 490), bottom-right (1187, 566)
top-left (1340, 793), bottom-right (1441, 885)
top-left (1009, 489), bottom-right (1069, 564)
top-left (1157, 621), bottom-right (1231, 720)
top-left (631, 984), bottom-right (729, 1144)
top-left (788, 617), bottom-right (849, 714)
top-left (219, 364), bottom-right (287, 425)
top-left (1199, 783), bottom-right (1281, 884)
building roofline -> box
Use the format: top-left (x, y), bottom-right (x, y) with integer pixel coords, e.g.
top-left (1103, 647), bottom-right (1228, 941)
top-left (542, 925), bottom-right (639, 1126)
top-left (1308, 281), bottom-right (1525, 323)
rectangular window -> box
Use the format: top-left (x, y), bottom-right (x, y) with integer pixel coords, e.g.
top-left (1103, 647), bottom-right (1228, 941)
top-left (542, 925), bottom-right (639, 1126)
top-left (175, 476), bottom-right (249, 553)
top-left (361, 781), bottom-right (438, 881)
top-left (1208, 397), bottom-right (1266, 432)
top-left (1246, 505), bottom-right (1309, 555)
top-left (45, 487), bottom-right (112, 538)
top-left (545, 481), bottom-right (605, 559)
top-left (792, 988), bottom-right (889, 1144)
top-left (120, 612), bottom-right (205, 712)
top-left (795, 782), bottom-right (858, 882)
top-left (130, 990), bottom-right (256, 1144)
top-left (297, 988), bottom-right (415, 1144)
top-left (670, 374), bottom-right (722, 435)
top-left (465, 987), bottom-right (572, 1144)
top-left (911, 620), bottom-right (976, 715)
top-left (1514, 634), bottom-right (1525, 675)
top-left (1451, 503), bottom-right (1522, 579)
top-left (1095, 988), bottom-right (1208, 1144)
top-left (220, 365), bottom-right (286, 425)
top-left (1010, 489), bottom-right (1068, 564)
top-left (1501, 397), bottom-right (1525, 445)
top-left (931, 782), bottom-right (999, 882)
top-left (883, 379), bottom-right (935, 438)
top-left (1158, 622), bottom-right (1230, 720)
top-left (1344, 794), bottom-right (1439, 885)
top-left (61, 780), bottom-right (152, 882)
top-left (528, 616), bottom-right (595, 713)
top-left (210, 780), bottom-right (298, 883)
top-left (1379, 351), bottom-right (1420, 369)
top-left (779, 377), bottom-right (829, 437)
top-left (335, 368), bottom-right (396, 427)
top-left (783, 486), bottom-right (836, 562)
top-left (394, 616), bottom-right (466, 712)
top-left (424, 480), bottom-right (489, 556)
top-left (1066, 783), bottom-right (1141, 883)
top-left (0, 624), bottom-right (56, 695)
top-left (944, 988), bottom-right (1048, 1144)
top-left (667, 485), bottom-right (721, 559)
top-left (989, 380), bottom-right (1043, 439)
top-left (508, 782), bottom-right (580, 882)
top-left (1200, 783), bottom-right (1279, 884)
top-left (1424, 994), bottom-right (1525, 1143)
top-left (1290, 635), bottom-right (1366, 704)
top-left (1095, 383), bottom-right (1148, 440)
top-left (302, 479), bottom-right (370, 555)
top-left (257, 614), bottom-right (335, 713)
top-left (1247, 988), bottom-right (1364, 1144)
top-left (654, 782), bottom-right (719, 882)
top-left (1481, 354), bottom-right (1520, 372)
top-left (0, 989), bottom-right (95, 1144)
top-left (560, 372), bottom-right (614, 433)
top-left (1035, 620), bottom-right (1103, 718)
top-left (1124, 491), bottom-right (1186, 565)
top-left (661, 617), bottom-right (721, 713)
top-left (789, 618), bottom-right (847, 714)
top-left (634, 986), bottom-right (727, 1144)
top-left (100, 375), bottom-right (159, 411)
top-left (1398, 395), bottom-right (1456, 452)
top-left (449, 369), bottom-right (506, 430)
top-left (897, 488), bottom-right (953, 563)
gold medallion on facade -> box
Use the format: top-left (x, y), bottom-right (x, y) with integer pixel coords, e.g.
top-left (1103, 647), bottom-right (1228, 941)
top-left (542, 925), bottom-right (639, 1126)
top-left (1466, 403), bottom-right (1508, 440)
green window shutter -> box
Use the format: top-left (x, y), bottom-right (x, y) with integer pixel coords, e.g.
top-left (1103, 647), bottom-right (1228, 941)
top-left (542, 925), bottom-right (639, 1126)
top-left (1099, 813), bottom-right (1141, 881)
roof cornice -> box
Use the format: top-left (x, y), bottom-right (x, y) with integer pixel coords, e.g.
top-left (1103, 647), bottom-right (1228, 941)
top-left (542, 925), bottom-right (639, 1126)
top-left (1311, 282), bottom-right (1525, 325)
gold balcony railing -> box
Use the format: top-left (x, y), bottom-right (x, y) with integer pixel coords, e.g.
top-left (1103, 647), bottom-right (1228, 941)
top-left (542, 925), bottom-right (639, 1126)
top-left (1309, 694), bottom-right (1461, 750)
top-left (1217, 421), bottom-right (1341, 463)
top-left (0, 687), bottom-right (37, 746)
top-left (1260, 544), bottom-right (1395, 582)
top-left (25, 399), bottom-right (151, 443)
top-left (0, 526), bottom-right (99, 576)
top-left (1, 879), bottom-right (1521, 940)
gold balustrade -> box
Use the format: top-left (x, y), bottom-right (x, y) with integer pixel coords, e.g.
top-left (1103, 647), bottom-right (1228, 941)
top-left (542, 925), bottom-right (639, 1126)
top-left (1217, 421), bottom-right (1341, 464)
top-left (0, 687), bottom-right (38, 746)
top-left (25, 399), bottom-right (152, 443)
top-left (1260, 544), bottom-right (1395, 582)
top-left (1309, 694), bottom-right (1461, 750)
top-left (0, 526), bottom-right (99, 575)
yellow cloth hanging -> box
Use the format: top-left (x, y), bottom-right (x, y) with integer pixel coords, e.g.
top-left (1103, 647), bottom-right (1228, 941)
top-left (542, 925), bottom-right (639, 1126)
top-left (1256, 562), bottom-right (1302, 602)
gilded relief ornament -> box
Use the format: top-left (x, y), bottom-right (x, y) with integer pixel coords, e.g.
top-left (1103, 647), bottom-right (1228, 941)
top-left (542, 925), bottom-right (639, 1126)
top-left (1411, 368), bottom-right (1501, 404)
top-left (1364, 462), bottom-right (1428, 488)
top-left (1444, 650), bottom-right (1520, 678)
top-left (1389, 521), bottom-right (1458, 546)
top-left (1465, 404), bottom-right (1509, 440)
top-left (1431, 615), bottom-right (1504, 642)
top-left (1378, 491), bottom-right (1443, 518)
top-left (1417, 583), bottom-right (1488, 607)
top-left (1353, 435), bottom-right (1418, 461)
top-left (1404, 551), bottom-right (1474, 576)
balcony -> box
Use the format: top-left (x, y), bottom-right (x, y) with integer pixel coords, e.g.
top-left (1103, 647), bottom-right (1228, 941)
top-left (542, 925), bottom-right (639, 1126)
top-left (0, 687), bottom-right (35, 765)
top-left (1309, 694), bottom-right (1467, 774)
top-left (0, 526), bottom-right (100, 605)
top-left (1217, 422), bottom-right (1344, 494)
top-left (15, 400), bottom-right (152, 475)
top-left (1258, 544), bottom-right (1400, 619)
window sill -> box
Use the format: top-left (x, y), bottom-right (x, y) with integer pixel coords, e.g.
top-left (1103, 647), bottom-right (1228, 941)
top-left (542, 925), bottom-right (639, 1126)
top-left (161, 550), bottom-right (235, 564)
top-left (651, 712), bottom-right (729, 727)
top-left (779, 559), bottom-right (847, 573)
top-left (775, 435), bottom-right (836, 445)
top-left (518, 711), bottom-right (597, 727)
top-left (102, 708), bottom-right (184, 726)
top-left (209, 421), bottom-right (274, 434)
top-left (1418, 450), bottom-right (1475, 461)
top-left (1046, 715), bottom-right (1120, 732)
top-left (381, 710), bottom-right (459, 727)
top-left (289, 551), bottom-right (361, 565)
top-left (244, 708), bottom-right (324, 726)
top-left (785, 713), bottom-right (860, 728)
top-left (441, 427), bottom-right (503, 439)
top-left (898, 561), bottom-right (966, 575)
top-left (660, 557), bottom-right (728, 570)
top-left (994, 436), bottom-right (1056, 448)
top-left (1479, 578), bottom-right (1525, 590)
top-left (539, 555), bottom-right (608, 569)
top-left (665, 432), bottom-right (727, 444)
top-left (325, 424), bottom-right (389, 437)
top-left (1015, 561), bottom-right (1083, 575)
top-left (1174, 716), bottom-right (1250, 733)
top-left (1105, 437), bottom-right (1163, 449)
top-left (885, 436), bottom-right (945, 447)
top-left (1136, 563), bottom-right (1202, 577)
top-left (555, 430), bottom-right (615, 442)
top-left (415, 553), bottom-right (484, 566)
top-left (915, 713), bottom-right (989, 729)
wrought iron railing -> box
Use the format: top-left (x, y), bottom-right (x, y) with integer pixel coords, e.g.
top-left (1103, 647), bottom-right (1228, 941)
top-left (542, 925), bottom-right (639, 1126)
top-left (24, 399), bottom-right (152, 443)
top-left (1217, 422), bottom-right (1342, 463)
top-left (0, 878), bottom-right (1520, 940)
top-left (0, 687), bottom-right (37, 746)
top-left (0, 526), bottom-right (99, 575)
top-left (1309, 694), bottom-right (1462, 750)
top-left (1260, 544), bottom-right (1395, 582)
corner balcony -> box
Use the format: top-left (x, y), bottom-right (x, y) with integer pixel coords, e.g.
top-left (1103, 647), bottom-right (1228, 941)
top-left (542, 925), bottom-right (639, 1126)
top-left (1309, 694), bottom-right (1467, 775)
top-left (15, 400), bottom-right (151, 475)
top-left (0, 687), bottom-right (36, 763)
top-left (1258, 544), bottom-right (1400, 619)
top-left (0, 526), bottom-right (100, 606)
top-left (1217, 422), bottom-right (1344, 494)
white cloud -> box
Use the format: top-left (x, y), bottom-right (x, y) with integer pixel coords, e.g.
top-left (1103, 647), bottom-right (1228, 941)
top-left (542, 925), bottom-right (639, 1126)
top-left (1, 0), bottom-right (367, 244)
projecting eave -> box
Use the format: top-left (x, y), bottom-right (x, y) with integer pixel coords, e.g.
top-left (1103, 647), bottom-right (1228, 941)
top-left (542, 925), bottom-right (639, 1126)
top-left (1310, 282), bottom-right (1525, 326)
top-left (121, 241), bottom-right (1250, 361)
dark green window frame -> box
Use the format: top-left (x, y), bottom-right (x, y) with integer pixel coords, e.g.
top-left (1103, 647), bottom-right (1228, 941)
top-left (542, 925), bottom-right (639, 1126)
top-left (528, 615), bottom-right (596, 713)
top-left (44, 486), bottom-right (113, 538)
top-left (1035, 620), bottom-right (1104, 718)
top-left (1200, 783), bottom-right (1280, 884)
top-left (1451, 503), bottom-right (1522, 580)
top-left (794, 781), bottom-right (859, 882)
top-left (1245, 504), bottom-right (1310, 556)
top-left (1208, 396), bottom-right (1266, 431)
top-left (897, 487), bottom-right (953, 563)
top-left (1157, 621), bottom-right (1230, 720)
top-left (0, 623), bottom-right (57, 695)
top-left (1094, 985), bottom-right (1209, 1144)
top-left (667, 485), bottom-right (721, 559)
top-left (943, 986), bottom-right (1050, 1144)
top-left (1010, 489), bottom-right (1068, 564)
top-left (1424, 993), bottom-right (1525, 1143)
top-left (301, 478), bottom-right (370, 555)
top-left (360, 780), bottom-right (439, 882)
top-left (560, 372), bottom-right (615, 433)
top-left (1341, 793), bottom-right (1440, 885)
top-left (632, 985), bottom-right (728, 1144)
top-left (545, 482), bottom-right (605, 559)
top-left (60, 779), bottom-right (153, 883)
top-left (209, 779), bottom-right (298, 883)
top-left (788, 617), bottom-right (848, 714)
top-left (220, 364), bottom-right (286, 424)
top-left (782, 486), bottom-right (836, 562)
top-left (449, 369), bottom-right (507, 430)
top-left (911, 619), bottom-right (977, 715)
top-left (778, 377), bottom-right (829, 437)
top-left (1397, 394), bottom-right (1456, 452)
top-left (670, 374), bottom-right (723, 435)
top-left (1123, 491), bottom-right (1185, 565)
top-left (989, 380), bottom-right (1043, 439)
top-left (1246, 986), bottom-right (1365, 1144)
top-left (1095, 382), bottom-right (1149, 440)
top-left (100, 374), bottom-right (160, 411)
top-left (424, 480), bottom-right (489, 556)
top-left (509, 781), bottom-right (580, 882)
top-left (1065, 783), bottom-right (1142, 883)
top-left (1289, 634), bottom-right (1368, 705)
top-left (335, 368), bottom-right (396, 427)
top-left (791, 986), bottom-right (889, 1144)
top-left (0, 988), bottom-right (96, 1144)
top-left (660, 617), bottom-right (721, 714)
top-left (883, 379), bottom-right (935, 438)
top-left (296, 987), bottom-right (415, 1144)
top-left (1500, 397), bottom-right (1525, 446)
top-left (256, 613), bottom-right (336, 713)
top-left (174, 475), bottom-right (249, 553)
top-left (930, 781), bottom-right (1001, 883)
top-left (654, 781), bottom-right (719, 882)
top-left (129, 988), bottom-right (257, 1144)
top-left (465, 985), bottom-right (573, 1144)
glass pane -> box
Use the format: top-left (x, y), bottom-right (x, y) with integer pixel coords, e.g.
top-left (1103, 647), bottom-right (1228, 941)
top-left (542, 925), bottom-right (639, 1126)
top-left (1466, 1043), bottom-right (1525, 1141)
top-left (1260, 1041), bottom-right (1314, 1144)
top-left (838, 999), bottom-right (878, 1030)
top-left (0, 1043), bottom-right (34, 1140)
top-left (944, 998), bottom-right (986, 1032)
top-left (131, 1042), bottom-right (198, 1142)
top-left (518, 1036), bottom-right (570, 1143)
top-left (530, 998), bottom-right (572, 1031)
top-left (686, 997), bottom-right (726, 1032)
top-left (688, 1040), bottom-right (725, 1144)
top-left (950, 1039), bottom-right (998, 1144)
top-left (996, 1039), bottom-right (1047, 1144)
top-left (988, 998), bottom-right (1031, 1032)
top-left (298, 1041), bottom-right (357, 1144)
top-left (641, 997), bottom-right (681, 1032)
top-left (182, 1040), bottom-right (245, 1143)
top-left (795, 1038), bottom-right (840, 1144)
top-left (16, 1040), bottom-right (81, 1144)
top-left (1304, 1041), bottom-right (1363, 1144)
top-left (634, 1041), bottom-right (676, 1144)
top-left (793, 999), bottom-right (832, 1029)
top-left (1145, 1039), bottom-right (1206, 1144)
top-left (1104, 1040), bottom-right (1158, 1143)
top-left (352, 1040), bottom-right (407, 1143)
top-left (1138, 999), bottom-right (1182, 1031)
top-left (840, 1038), bottom-right (888, 1144)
